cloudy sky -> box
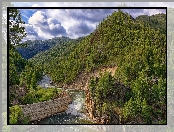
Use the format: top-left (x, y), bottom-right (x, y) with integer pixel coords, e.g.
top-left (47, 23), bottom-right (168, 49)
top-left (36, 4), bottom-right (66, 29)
top-left (11, 2), bottom-right (168, 41)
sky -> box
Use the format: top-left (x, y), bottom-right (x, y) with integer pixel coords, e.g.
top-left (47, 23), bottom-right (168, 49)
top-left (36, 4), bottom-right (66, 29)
top-left (11, 2), bottom-right (168, 41)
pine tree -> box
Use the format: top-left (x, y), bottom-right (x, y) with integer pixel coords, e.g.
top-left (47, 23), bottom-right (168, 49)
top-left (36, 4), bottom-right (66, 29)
top-left (30, 70), bottom-right (37, 90)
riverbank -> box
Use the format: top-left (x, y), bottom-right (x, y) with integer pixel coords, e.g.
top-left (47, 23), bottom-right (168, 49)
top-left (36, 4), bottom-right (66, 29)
top-left (37, 90), bottom-right (95, 124)
top-left (19, 91), bottom-right (72, 123)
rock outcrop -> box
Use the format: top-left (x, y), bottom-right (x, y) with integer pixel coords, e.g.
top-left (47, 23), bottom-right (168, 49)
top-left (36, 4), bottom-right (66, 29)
top-left (57, 66), bottom-right (118, 90)
top-left (19, 92), bottom-right (72, 122)
top-left (82, 66), bottom-right (131, 124)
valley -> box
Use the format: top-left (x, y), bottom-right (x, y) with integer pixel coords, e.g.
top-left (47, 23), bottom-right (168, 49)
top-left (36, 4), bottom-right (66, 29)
top-left (8, 9), bottom-right (166, 124)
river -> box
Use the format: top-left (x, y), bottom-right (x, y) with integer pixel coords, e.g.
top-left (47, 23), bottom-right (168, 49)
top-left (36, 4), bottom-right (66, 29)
top-left (37, 75), bottom-right (94, 124)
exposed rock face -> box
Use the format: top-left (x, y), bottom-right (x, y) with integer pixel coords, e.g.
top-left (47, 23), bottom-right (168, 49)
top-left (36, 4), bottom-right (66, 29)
top-left (80, 66), bottom-right (131, 124)
top-left (19, 92), bottom-right (72, 122)
top-left (57, 66), bottom-right (118, 90)
top-left (76, 66), bottom-right (114, 124)
top-left (84, 87), bottom-right (124, 124)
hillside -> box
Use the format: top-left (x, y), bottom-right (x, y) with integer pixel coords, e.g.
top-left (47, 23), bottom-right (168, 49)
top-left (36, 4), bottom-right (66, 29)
top-left (16, 36), bottom-right (72, 59)
top-left (29, 36), bottom-right (84, 67)
top-left (135, 13), bottom-right (166, 34)
top-left (40, 11), bottom-right (166, 85)
top-left (9, 44), bottom-right (27, 85)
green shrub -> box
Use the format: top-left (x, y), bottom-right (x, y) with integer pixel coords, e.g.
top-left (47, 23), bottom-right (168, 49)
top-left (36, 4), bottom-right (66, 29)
top-left (20, 87), bottom-right (62, 105)
top-left (9, 105), bottom-right (29, 124)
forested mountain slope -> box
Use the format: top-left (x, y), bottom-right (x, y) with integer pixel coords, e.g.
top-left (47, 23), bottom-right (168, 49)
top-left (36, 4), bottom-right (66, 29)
top-left (29, 37), bottom-right (84, 67)
top-left (40, 11), bottom-right (166, 86)
top-left (135, 13), bottom-right (166, 34)
top-left (16, 36), bottom-right (72, 59)
top-left (9, 44), bottom-right (27, 85)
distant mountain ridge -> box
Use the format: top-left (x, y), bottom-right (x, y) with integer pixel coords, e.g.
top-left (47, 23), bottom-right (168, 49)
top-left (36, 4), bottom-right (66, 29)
top-left (29, 36), bottom-right (84, 66)
top-left (16, 36), bottom-right (72, 59)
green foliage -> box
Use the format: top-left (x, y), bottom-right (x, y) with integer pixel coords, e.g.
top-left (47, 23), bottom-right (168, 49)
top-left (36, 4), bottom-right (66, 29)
top-left (122, 97), bottom-right (135, 120)
top-left (135, 13), bottom-right (166, 34)
top-left (9, 9), bottom-right (26, 45)
top-left (37, 88), bottom-right (56, 102)
top-left (88, 76), bottom-right (97, 98)
top-left (9, 105), bottom-right (29, 124)
top-left (17, 36), bottom-right (73, 59)
top-left (122, 70), bottom-right (166, 123)
top-left (21, 91), bottom-right (38, 105)
top-left (9, 9), bottom-right (27, 86)
top-left (19, 63), bottom-right (43, 89)
top-left (88, 72), bottom-right (129, 120)
top-left (20, 86), bottom-right (61, 105)
top-left (9, 44), bottom-right (27, 85)
top-left (9, 63), bottom-right (19, 85)
top-left (30, 70), bottom-right (37, 90)
top-left (122, 97), bottom-right (151, 123)
top-left (96, 72), bottom-right (115, 100)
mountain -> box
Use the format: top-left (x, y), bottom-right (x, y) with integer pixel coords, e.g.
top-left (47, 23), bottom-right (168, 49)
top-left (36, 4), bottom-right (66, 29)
top-left (16, 36), bottom-right (72, 59)
top-left (28, 36), bottom-right (84, 67)
top-left (40, 11), bottom-right (166, 85)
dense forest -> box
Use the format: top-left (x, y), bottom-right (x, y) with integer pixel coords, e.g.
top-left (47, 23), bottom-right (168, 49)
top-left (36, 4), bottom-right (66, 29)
top-left (135, 13), bottom-right (166, 34)
top-left (28, 36), bottom-right (84, 66)
top-left (9, 9), bottom-right (166, 124)
top-left (16, 36), bottom-right (72, 59)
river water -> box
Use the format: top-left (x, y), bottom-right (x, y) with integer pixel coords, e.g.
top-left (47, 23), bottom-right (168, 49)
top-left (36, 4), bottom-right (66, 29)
top-left (37, 75), bottom-right (94, 124)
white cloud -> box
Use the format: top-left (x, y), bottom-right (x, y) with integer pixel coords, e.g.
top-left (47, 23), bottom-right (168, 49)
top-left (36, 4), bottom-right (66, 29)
top-left (23, 8), bottom-right (167, 40)
top-left (25, 10), bottom-right (67, 40)
top-left (31, 4), bottom-right (41, 7)
top-left (28, 11), bottom-right (47, 26)
top-left (45, 9), bottom-right (119, 38)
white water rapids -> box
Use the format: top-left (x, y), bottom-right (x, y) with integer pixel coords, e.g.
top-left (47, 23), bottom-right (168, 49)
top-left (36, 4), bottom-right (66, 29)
top-left (37, 75), bottom-right (93, 124)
